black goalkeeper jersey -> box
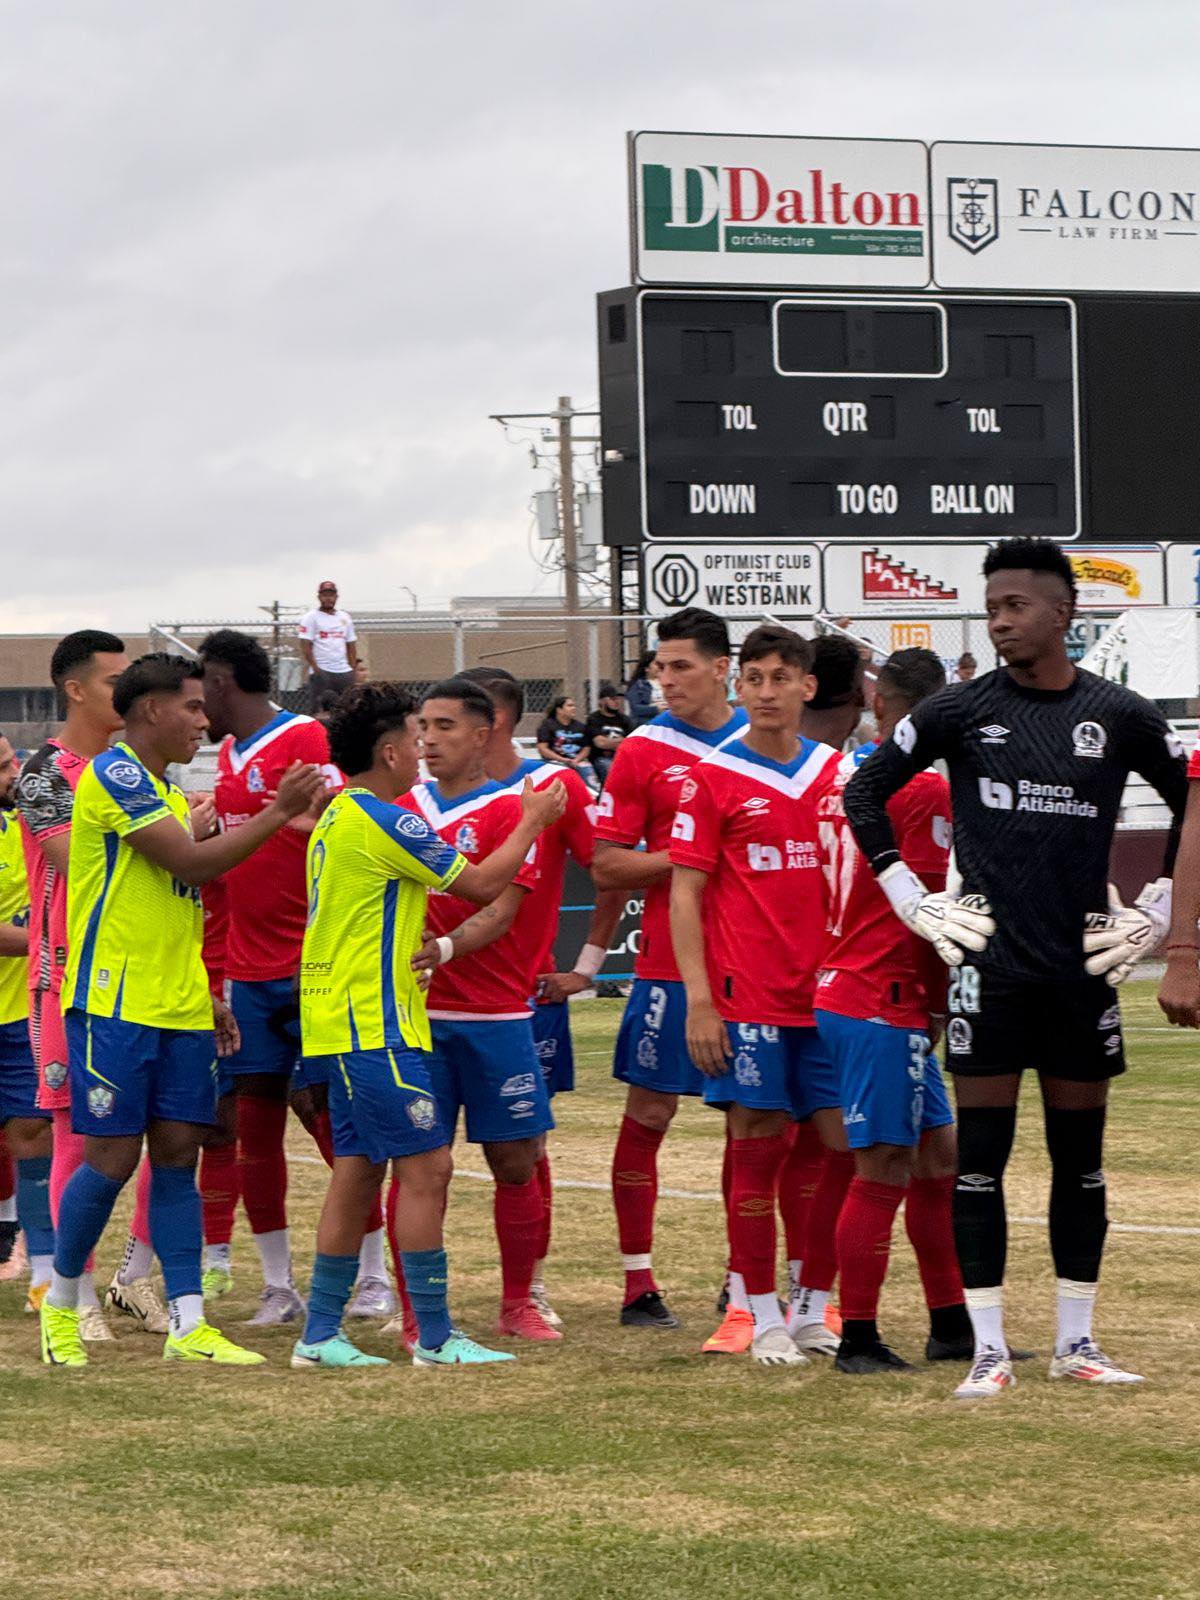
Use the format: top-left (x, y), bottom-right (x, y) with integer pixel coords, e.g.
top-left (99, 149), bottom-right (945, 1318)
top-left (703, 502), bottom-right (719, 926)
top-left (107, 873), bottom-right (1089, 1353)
top-left (844, 667), bottom-right (1188, 983)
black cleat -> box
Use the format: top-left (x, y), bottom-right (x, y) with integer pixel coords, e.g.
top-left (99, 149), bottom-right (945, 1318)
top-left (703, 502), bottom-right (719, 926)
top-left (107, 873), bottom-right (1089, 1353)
top-left (620, 1291), bottom-right (680, 1329)
top-left (925, 1334), bottom-right (1035, 1362)
top-left (835, 1339), bottom-right (914, 1375)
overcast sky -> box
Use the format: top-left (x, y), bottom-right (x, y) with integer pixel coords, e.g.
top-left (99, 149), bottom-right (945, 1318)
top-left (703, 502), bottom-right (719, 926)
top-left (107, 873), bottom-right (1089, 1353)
top-left (2, 0), bottom-right (1199, 631)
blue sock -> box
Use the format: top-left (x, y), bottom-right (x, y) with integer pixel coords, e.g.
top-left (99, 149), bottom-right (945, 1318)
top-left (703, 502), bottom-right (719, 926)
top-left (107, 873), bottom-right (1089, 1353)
top-left (402, 1247), bottom-right (452, 1351)
top-left (149, 1164), bottom-right (203, 1301)
top-left (53, 1163), bottom-right (123, 1278)
top-left (303, 1253), bottom-right (358, 1344)
top-left (16, 1155), bottom-right (54, 1258)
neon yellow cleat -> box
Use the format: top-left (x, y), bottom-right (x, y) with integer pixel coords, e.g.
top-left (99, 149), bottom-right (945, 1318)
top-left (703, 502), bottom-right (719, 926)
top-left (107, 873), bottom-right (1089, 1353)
top-left (40, 1300), bottom-right (88, 1368)
top-left (163, 1320), bottom-right (266, 1366)
top-left (201, 1266), bottom-right (234, 1300)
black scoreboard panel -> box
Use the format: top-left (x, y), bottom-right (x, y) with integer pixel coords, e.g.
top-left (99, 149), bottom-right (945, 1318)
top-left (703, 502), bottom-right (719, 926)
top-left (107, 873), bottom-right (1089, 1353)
top-left (597, 287), bottom-right (1200, 546)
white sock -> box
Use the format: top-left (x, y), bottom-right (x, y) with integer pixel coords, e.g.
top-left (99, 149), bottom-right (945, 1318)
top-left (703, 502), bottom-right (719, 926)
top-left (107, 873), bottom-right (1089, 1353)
top-left (169, 1293), bottom-right (204, 1338)
top-left (789, 1285), bottom-right (828, 1330)
top-left (964, 1285), bottom-right (1007, 1356)
top-left (531, 1257), bottom-right (547, 1294)
top-left (786, 1259), bottom-right (803, 1306)
top-left (30, 1253), bottom-right (53, 1288)
top-left (749, 1290), bottom-right (785, 1333)
top-left (0, 1195), bottom-right (16, 1223)
top-left (727, 1270), bottom-right (750, 1313)
top-left (358, 1227), bottom-right (386, 1282)
top-left (77, 1270), bottom-right (101, 1310)
top-left (205, 1242), bottom-right (232, 1271)
top-left (1055, 1278), bottom-right (1098, 1356)
top-left (47, 1270), bottom-right (81, 1310)
top-left (117, 1234), bottom-right (155, 1285)
top-left (253, 1228), bottom-right (293, 1289)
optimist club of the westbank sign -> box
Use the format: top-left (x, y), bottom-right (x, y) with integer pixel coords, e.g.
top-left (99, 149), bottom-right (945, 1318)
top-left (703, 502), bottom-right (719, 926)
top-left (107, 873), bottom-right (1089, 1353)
top-left (645, 544), bottom-right (821, 618)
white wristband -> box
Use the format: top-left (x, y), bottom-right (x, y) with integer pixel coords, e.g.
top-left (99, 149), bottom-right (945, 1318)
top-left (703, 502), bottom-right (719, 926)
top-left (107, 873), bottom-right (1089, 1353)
top-left (573, 943), bottom-right (606, 979)
top-left (877, 860), bottom-right (927, 921)
top-left (435, 936), bottom-right (454, 966)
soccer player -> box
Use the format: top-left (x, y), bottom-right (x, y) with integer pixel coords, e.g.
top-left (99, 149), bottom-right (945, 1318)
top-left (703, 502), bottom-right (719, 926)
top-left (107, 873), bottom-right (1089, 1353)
top-left (459, 665), bottom-right (625, 1327)
top-left (199, 630), bottom-right (391, 1321)
top-left (397, 678), bottom-right (566, 1342)
top-left (16, 628), bottom-right (166, 1337)
top-left (293, 682), bottom-right (561, 1367)
top-left (815, 648), bottom-right (974, 1373)
top-left (845, 538), bottom-right (1187, 1398)
top-left (669, 625), bottom-right (842, 1365)
top-left (593, 607), bottom-right (747, 1328)
top-left (0, 731), bottom-right (56, 1307)
top-left (38, 653), bottom-right (324, 1368)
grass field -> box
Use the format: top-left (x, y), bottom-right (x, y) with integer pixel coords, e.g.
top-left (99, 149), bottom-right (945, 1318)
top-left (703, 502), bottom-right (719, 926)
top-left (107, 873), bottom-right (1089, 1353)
top-left (2, 979), bottom-right (1198, 1600)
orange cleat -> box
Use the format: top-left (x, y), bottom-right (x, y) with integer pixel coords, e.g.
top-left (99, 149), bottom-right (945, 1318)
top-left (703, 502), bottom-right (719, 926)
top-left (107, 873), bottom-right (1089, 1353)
top-left (701, 1307), bottom-right (755, 1355)
top-left (824, 1303), bottom-right (843, 1337)
top-left (495, 1298), bottom-right (563, 1342)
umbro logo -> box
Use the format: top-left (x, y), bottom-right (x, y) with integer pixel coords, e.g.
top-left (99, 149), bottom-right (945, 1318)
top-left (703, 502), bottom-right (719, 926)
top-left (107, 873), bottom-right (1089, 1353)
top-left (663, 764), bottom-right (690, 783)
top-left (978, 725), bottom-right (1010, 745)
top-left (742, 796), bottom-right (770, 812)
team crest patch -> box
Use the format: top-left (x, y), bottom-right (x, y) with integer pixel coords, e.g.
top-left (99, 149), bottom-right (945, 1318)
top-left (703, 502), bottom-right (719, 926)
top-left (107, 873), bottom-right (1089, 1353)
top-left (87, 1084), bottom-right (116, 1119)
top-left (947, 1018), bottom-right (973, 1056)
top-left (455, 822), bottom-right (479, 854)
top-left (406, 1096), bottom-right (437, 1131)
top-left (44, 1060), bottom-right (68, 1091)
top-left (105, 760), bottom-right (144, 791)
top-left (1072, 721), bottom-right (1107, 759)
top-left (733, 1051), bottom-right (761, 1088)
top-left (636, 1036), bottom-right (658, 1071)
top-left (246, 765), bottom-right (266, 794)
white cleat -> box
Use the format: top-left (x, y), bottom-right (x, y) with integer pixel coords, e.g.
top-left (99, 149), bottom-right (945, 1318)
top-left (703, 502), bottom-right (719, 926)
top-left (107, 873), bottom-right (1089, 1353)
top-left (0, 1231), bottom-right (28, 1282)
top-left (78, 1305), bottom-right (115, 1342)
top-left (345, 1275), bottom-right (398, 1319)
top-left (529, 1283), bottom-right (563, 1329)
top-left (753, 1325), bottom-right (810, 1367)
top-left (953, 1346), bottom-right (1015, 1400)
top-left (245, 1285), bottom-right (306, 1326)
top-left (1049, 1340), bottom-right (1144, 1385)
top-left (106, 1273), bottom-right (169, 1334)
top-left (789, 1319), bottom-right (841, 1357)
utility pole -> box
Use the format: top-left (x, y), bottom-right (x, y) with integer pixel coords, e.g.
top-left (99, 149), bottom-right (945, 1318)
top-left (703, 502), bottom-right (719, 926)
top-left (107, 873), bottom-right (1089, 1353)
top-left (555, 396), bottom-right (587, 707)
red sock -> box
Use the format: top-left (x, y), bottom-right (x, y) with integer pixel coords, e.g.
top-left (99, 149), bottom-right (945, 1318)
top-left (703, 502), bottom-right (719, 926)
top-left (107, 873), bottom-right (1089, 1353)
top-left (237, 1093), bottom-right (288, 1235)
top-left (728, 1134), bottom-right (791, 1295)
top-left (385, 1176), bottom-right (417, 1341)
top-left (836, 1177), bottom-right (906, 1321)
top-left (612, 1115), bottom-right (664, 1302)
top-left (309, 1106), bottom-right (383, 1233)
top-left (495, 1178), bottom-right (543, 1305)
top-left (720, 1130), bottom-right (733, 1271)
top-left (778, 1119), bottom-right (825, 1263)
top-left (803, 1148), bottom-right (855, 1292)
top-left (905, 1175), bottom-right (965, 1310)
top-left (200, 1143), bottom-right (240, 1246)
top-left (534, 1154), bottom-right (553, 1264)
top-left (0, 1129), bottom-right (13, 1203)
top-left (130, 1156), bottom-right (152, 1246)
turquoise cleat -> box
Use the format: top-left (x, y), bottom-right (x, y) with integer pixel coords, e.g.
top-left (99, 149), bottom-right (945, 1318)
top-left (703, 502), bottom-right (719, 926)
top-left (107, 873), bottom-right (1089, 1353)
top-left (412, 1330), bottom-right (517, 1367)
top-left (290, 1332), bottom-right (391, 1370)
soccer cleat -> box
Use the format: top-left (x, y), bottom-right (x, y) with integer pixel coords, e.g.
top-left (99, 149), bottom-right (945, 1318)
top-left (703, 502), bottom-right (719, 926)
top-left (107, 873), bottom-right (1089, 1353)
top-left (345, 1275), bottom-right (397, 1319)
top-left (106, 1274), bottom-right (169, 1334)
top-left (246, 1285), bottom-right (306, 1326)
top-left (382, 1309), bottom-right (420, 1355)
top-left (824, 1303), bottom-right (844, 1337)
top-left (790, 1320), bottom-right (842, 1357)
top-left (25, 1281), bottom-right (49, 1313)
top-left (39, 1301), bottom-right (88, 1367)
top-left (529, 1282), bottom-right (563, 1329)
top-left (953, 1346), bottom-right (1016, 1400)
top-left (1048, 1340), bottom-right (1144, 1385)
top-left (496, 1298), bottom-right (563, 1342)
top-left (78, 1305), bottom-right (114, 1342)
top-left (202, 1266), bottom-right (234, 1300)
top-left (0, 1228), bottom-right (27, 1280)
top-left (753, 1325), bottom-right (810, 1367)
top-left (291, 1332), bottom-right (390, 1369)
top-left (164, 1321), bottom-right (267, 1365)
top-left (927, 1332), bottom-right (1036, 1363)
top-left (0, 1219), bottom-right (17, 1266)
top-left (413, 1330), bottom-right (517, 1367)
top-left (619, 1290), bottom-right (680, 1329)
top-left (836, 1340), bottom-right (914, 1375)
top-left (701, 1307), bottom-right (754, 1355)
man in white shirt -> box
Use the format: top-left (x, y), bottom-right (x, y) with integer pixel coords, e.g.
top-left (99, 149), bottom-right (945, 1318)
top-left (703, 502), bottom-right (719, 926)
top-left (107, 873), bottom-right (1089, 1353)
top-left (297, 582), bottom-right (358, 710)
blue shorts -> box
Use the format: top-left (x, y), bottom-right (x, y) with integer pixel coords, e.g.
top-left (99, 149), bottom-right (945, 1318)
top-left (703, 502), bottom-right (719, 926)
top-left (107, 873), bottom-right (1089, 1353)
top-left (612, 979), bottom-right (703, 1098)
top-left (0, 1017), bottom-right (48, 1123)
top-left (316, 1046), bottom-right (449, 1166)
top-left (429, 1017), bottom-right (555, 1146)
top-left (290, 1055), bottom-right (329, 1095)
top-left (224, 979), bottom-right (300, 1079)
top-left (532, 1000), bottom-right (574, 1097)
top-left (66, 1011), bottom-right (218, 1137)
top-left (702, 1022), bottom-right (840, 1118)
top-left (814, 1010), bottom-right (955, 1150)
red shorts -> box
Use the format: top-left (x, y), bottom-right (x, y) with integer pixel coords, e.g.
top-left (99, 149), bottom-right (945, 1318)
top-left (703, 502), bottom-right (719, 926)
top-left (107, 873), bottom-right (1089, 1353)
top-left (29, 990), bottom-right (71, 1111)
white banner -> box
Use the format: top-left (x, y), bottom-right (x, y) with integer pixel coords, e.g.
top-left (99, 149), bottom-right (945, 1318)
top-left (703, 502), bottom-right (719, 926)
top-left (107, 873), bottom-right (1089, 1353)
top-left (1125, 609), bottom-right (1199, 699)
top-left (1066, 546), bottom-right (1164, 610)
top-left (1165, 542), bottom-right (1200, 608)
top-left (631, 132), bottom-right (930, 289)
top-left (932, 142), bottom-right (1200, 292)
top-left (643, 543), bottom-right (821, 618)
top-left (822, 542), bottom-right (990, 615)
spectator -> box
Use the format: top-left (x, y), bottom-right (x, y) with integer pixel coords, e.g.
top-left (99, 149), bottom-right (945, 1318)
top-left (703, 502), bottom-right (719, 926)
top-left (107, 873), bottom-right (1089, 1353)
top-left (297, 580), bottom-right (358, 711)
top-left (625, 648), bottom-right (663, 726)
top-left (956, 651), bottom-right (978, 681)
top-left (583, 682), bottom-right (633, 786)
top-left (536, 695), bottom-right (589, 768)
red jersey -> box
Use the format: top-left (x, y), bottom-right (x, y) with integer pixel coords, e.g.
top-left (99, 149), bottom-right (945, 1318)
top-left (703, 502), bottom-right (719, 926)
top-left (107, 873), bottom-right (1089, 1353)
top-left (815, 745), bottom-right (952, 1028)
top-left (215, 711), bottom-right (342, 983)
top-left (1188, 740), bottom-right (1200, 779)
top-left (399, 779), bottom-right (538, 1019)
top-left (496, 759), bottom-right (595, 986)
top-left (669, 735), bottom-right (840, 1027)
top-left (594, 708), bottom-right (747, 983)
top-left (16, 739), bottom-right (88, 995)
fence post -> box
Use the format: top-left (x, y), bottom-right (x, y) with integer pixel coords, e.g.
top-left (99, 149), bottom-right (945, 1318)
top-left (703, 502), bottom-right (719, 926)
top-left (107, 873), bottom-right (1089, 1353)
top-left (453, 619), bottom-right (465, 674)
top-left (587, 621), bottom-right (600, 714)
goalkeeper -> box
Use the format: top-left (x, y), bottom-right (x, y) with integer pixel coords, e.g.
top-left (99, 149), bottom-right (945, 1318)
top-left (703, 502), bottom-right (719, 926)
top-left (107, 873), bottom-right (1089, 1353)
top-left (844, 538), bottom-right (1187, 1400)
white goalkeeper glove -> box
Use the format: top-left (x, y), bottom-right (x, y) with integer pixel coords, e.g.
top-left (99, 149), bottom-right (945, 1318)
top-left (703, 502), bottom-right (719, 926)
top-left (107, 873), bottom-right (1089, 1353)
top-left (1083, 878), bottom-right (1172, 986)
top-left (878, 861), bottom-right (996, 967)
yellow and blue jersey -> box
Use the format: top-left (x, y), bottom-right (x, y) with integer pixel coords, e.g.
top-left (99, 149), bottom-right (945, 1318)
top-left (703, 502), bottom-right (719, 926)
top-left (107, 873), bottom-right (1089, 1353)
top-left (0, 809), bottom-right (30, 1027)
top-left (62, 743), bottom-right (211, 1031)
top-left (301, 788), bottom-right (466, 1057)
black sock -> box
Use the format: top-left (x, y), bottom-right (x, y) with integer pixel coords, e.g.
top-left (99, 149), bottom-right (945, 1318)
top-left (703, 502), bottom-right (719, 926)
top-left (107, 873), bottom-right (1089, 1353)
top-left (929, 1303), bottom-right (973, 1343)
top-left (841, 1317), bottom-right (879, 1349)
top-left (953, 1106), bottom-right (1018, 1288)
top-left (1044, 1106), bottom-right (1109, 1282)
